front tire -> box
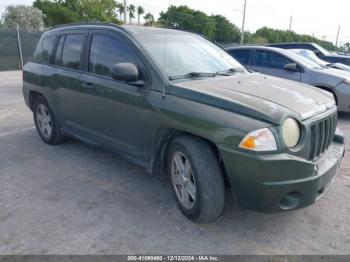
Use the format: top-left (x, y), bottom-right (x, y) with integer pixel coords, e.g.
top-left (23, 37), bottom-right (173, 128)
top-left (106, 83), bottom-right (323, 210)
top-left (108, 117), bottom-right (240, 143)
top-left (33, 95), bottom-right (64, 145)
top-left (167, 136), bottom-right (225, 223)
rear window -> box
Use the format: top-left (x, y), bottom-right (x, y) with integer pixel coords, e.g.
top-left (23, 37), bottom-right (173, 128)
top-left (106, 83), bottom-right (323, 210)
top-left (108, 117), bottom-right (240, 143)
top-left (60, 34), bottom-right (84, 70)
top-left (32, 36), bottom-right (56, 64)
top-left (228, 49), bottom-right (250, 65)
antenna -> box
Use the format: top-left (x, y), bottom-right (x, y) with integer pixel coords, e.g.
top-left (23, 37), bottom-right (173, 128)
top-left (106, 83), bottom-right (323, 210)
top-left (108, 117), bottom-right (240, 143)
top-left (162, 0), bottom-right (171, 98)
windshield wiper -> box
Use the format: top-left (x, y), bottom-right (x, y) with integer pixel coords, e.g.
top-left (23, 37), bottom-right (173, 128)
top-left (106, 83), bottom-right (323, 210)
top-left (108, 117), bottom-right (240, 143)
top-left (215, 68), bottom-right (238, 75)
top-left (168, 68), bottom-right (242, 80)
top-left (169, 72), bottom-right (216, 80)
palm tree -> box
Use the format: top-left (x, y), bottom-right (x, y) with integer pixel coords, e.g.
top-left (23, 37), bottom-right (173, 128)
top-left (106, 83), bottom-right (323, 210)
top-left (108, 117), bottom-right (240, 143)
top-left (144, 12), bottom-right (154, 26)
top-left (137, 6), bottom-right (144, 26)
top-left (127, 4), bottom-right (135, 24)
top-left (116, 2), bottom-right (124, 21)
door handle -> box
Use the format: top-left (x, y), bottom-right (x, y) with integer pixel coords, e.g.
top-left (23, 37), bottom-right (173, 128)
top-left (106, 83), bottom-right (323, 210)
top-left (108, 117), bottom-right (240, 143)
top-left (81, 82), bottom-right (94, 88)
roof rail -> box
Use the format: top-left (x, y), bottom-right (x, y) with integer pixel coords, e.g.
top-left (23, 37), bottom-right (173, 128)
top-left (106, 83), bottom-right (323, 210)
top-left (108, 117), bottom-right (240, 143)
top-left (48, 22), bottom-right (121, 31)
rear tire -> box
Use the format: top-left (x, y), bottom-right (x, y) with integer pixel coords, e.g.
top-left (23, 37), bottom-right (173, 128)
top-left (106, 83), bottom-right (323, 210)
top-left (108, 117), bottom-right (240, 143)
top-left (33, 95), bottom-right (65, 145)
top-left (167, 136), bottom-right (225, 223)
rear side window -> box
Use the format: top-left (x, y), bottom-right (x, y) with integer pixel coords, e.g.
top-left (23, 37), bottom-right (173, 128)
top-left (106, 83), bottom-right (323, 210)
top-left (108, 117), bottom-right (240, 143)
top-left (89, 34), bottom-right (136, 77)
top-left (255, 50), bottom-right (292, 69)
top-left (229, 49), bottom-right (250, 65)
top-left (59, 34), bottom-right (84, 70)
top-left (32, 36), bottom-right (56, 64)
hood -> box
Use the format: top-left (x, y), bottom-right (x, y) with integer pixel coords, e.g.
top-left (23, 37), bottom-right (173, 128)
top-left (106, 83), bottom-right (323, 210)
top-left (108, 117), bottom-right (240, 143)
top-left (327, 54), bottom-right (350, 60)
top-left (318, 67), bottom-right (350, 82)
top-left (332, 63), bottom-right (350, 72)
top-left (169, 73), bottom-right (335, 124)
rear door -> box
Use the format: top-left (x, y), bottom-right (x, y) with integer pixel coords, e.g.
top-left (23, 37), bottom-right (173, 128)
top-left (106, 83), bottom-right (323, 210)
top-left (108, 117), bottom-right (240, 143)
top-left (251, 49), bottom-right (302, 81)
top-left (50, 30), bottom-right (89, 129)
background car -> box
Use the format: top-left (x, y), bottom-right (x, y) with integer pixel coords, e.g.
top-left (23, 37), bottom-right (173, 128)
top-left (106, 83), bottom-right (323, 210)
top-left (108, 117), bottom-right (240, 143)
top-left (226, 46), bottom-right (350, 112)
top-left (266, 42), bottom-right (350, 66)
top-left (290, 49), bottom-right (350, 72)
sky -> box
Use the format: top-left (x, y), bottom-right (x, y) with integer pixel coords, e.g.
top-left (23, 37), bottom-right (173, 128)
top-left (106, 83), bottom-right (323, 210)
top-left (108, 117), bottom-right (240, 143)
top-left (1, 0), bottom-right (350, 46)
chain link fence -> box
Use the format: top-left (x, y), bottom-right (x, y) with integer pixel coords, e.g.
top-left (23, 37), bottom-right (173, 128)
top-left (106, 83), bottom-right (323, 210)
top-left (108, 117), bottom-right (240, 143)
top-left (0, 29), bottom-right (43, 71)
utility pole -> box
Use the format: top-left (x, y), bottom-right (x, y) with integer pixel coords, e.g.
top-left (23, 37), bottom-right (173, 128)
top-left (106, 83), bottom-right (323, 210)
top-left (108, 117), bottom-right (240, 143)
top-left (289, 16), bottom-right (293, 31)
top-left (123, 0), bottom-right (127, 25)
top-left (335, 24), bottom-right (341, 47)
top-left (240, 0), bottom-right (247, 45)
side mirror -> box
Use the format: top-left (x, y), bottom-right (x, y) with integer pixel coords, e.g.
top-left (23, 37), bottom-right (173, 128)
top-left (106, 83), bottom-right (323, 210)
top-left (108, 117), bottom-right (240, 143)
top-left (111, 63), bottom-right (140, 83)
top-left (283, 63), bottom-right (299, 72)
top-left (313, 50), bottom-right (321, 57)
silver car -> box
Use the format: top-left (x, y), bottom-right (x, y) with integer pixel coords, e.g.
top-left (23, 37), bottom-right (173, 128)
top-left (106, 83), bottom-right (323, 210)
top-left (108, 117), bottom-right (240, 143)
top-left (290, 49), bottom-right (350, 72)
top-left (226, 46), bottom-right (350, 112)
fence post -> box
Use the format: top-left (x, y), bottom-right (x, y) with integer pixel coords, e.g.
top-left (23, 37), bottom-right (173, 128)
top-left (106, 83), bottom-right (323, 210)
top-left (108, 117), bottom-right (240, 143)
top-left (16, 26), bottom-right (24, 70)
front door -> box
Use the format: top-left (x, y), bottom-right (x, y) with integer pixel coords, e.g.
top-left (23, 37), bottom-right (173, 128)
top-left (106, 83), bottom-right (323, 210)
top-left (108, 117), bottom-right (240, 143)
top-left (251, 49), bottom-right (302, 82)
top-left (78, 30), bottom-right (150, 160)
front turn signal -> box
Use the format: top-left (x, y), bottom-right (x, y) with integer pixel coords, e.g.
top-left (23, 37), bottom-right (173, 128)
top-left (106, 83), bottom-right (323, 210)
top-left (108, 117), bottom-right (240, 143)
top-left (239, 128), bottom-right (277, 151)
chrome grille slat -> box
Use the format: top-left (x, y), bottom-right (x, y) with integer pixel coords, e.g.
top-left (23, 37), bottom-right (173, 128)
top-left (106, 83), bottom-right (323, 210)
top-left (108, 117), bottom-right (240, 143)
top-left (324, 118), bottom-right (330, 150)
top-left (308, 111), bottom-right (337, 161)
top-left (316, 122), bottom-right (323, 157)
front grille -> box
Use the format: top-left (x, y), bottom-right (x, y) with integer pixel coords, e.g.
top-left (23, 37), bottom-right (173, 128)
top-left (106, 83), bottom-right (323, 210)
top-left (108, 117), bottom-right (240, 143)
top-left (309, 112), bottom-right (337, 160)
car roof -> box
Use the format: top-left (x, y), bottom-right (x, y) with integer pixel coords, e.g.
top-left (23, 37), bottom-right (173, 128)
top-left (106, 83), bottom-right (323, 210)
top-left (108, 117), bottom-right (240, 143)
top-left (267, 42), bottom-right (315, 46)
top-left (226, 46), bottom-right (287, 53)
top-left (45, 22), bottom-right (188, 36)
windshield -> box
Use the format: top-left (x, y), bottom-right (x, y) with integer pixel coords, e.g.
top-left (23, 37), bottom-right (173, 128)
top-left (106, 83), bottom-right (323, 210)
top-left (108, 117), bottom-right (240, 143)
top-left (285, 50), bottom-right (324, 69)
top-left (137, 33), bottom-right (245, 78)
top-left (290, 49), bottom-right (328, 67)
top-left (313, 43), bottom-right (330, 56)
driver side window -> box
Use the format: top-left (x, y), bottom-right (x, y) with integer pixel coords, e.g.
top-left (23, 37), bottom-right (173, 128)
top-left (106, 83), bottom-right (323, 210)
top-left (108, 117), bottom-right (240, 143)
top-left (255, 50), bottom-right (292, 69)
top-left (89, 34), bottom-right (137, 77)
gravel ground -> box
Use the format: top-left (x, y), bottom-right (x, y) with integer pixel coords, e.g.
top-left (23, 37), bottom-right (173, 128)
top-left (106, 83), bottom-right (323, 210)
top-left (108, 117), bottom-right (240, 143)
top-left (0, 70), bottom-right (349, 255)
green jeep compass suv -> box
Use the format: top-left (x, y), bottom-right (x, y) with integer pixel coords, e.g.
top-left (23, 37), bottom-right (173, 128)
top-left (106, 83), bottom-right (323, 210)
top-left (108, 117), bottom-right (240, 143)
top-left (23, 23), bottom-right (345, 222)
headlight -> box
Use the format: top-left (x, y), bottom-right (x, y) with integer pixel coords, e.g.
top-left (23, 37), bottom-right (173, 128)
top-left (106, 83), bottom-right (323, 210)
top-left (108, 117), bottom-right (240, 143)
top-left (239, 128), bottom-right (277, 151)
top-left (282, 118), bottom-right (300, 148)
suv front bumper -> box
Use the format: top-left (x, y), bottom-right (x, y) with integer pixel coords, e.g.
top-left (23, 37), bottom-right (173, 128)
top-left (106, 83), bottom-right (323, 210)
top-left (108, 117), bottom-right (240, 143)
top-left (219, 129), bottom-right (345, 213)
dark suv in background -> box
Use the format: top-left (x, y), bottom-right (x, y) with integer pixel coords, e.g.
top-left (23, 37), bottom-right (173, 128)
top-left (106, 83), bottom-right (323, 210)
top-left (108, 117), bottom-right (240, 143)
top-left (23, 23), bottom-right (344, 222)
top-left (267, 42), bottom-right (350, 66)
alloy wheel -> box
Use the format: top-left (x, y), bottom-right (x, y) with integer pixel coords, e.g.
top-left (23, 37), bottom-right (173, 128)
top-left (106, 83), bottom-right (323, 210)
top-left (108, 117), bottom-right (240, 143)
top-left (171, 151), bottom-right (197, 209)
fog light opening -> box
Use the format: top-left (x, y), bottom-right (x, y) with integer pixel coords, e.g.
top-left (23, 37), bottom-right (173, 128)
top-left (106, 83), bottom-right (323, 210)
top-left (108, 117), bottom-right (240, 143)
top-left (279, 192), bottom-right (301, 210)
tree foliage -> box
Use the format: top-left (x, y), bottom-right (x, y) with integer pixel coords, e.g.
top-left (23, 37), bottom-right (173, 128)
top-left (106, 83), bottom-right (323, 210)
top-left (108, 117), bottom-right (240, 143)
top-left (158, 5), bottom-right (216, 39)
top-left (211, 15), bottom-right (240, 43)
top-left (127, 4), bottom-right (135, 23)
top-left (253, 27), bottom-right (335, 51)
top-left (157, 5), bottom-right (338, 51)
top-left (144, 12), bottom-right (155, 26)
top-left (137, 6), bottom-right (144, 25)
top-left (1, 5), bottom-right (44, 31)
top-left (33, 0), bottom-right (120, 27)
top-left (116, 2), bottom-right (124, 21)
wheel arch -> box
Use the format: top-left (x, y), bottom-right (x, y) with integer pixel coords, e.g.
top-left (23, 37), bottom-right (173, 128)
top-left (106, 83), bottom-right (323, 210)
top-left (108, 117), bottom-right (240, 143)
top-left (28, 90), bottom-right (43, 110)
top-left (151, 127), bottom-right (230, 186)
